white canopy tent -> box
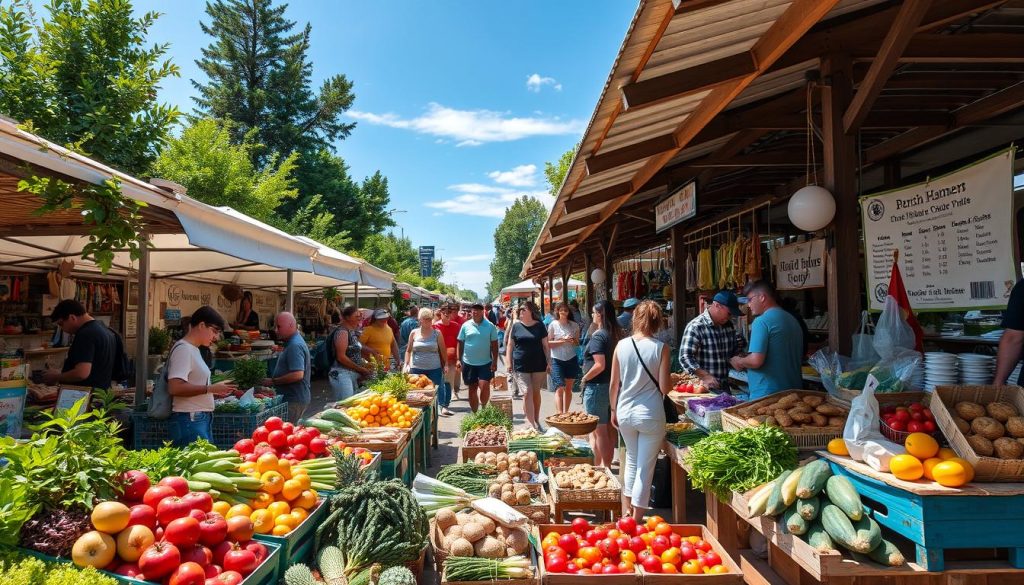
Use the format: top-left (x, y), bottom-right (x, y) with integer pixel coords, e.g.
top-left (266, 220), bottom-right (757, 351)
top-left (500, 277), bottom-right (585, 296)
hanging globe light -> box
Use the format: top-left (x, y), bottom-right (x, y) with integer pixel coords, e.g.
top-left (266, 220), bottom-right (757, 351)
top-left (788, 185), bottom-right (836, 232)
top-left (554, 279), bottom-right (563, 291)
top-left (590, 268), bottom-right (606, 284)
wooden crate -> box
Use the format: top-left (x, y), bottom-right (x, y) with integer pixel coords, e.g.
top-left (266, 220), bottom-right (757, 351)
top-left (537, 524), bottom-right (639, 585)
top-left (253, 498), bottom-right (329, 577)
top-left (491, 395), bottom-right (514, 420)
top-left (486, 481), bottom-right (552, 523)
top-left (548, 465), bottom-right (621, 504)
top-left (637, 525), bottom-right (743, 585)
top-left (459, 444), bottom-right (509, 463)
top-left (720, 390), bottom-right (848, 451)
top-left (344, 430), bottom-right (410, 459)
top-left (929, 385), bottom-right (1024, 482)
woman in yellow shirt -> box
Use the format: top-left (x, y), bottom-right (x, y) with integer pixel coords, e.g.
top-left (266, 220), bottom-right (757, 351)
top-left (361, 308), bottom-right (402, 370)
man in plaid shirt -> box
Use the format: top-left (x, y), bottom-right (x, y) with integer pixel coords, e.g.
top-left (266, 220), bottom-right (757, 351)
top-left (678, 290), bottom-right (746, 389)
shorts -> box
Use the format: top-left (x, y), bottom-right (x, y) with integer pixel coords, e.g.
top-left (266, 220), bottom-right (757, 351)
top-left (461, 362), bottom-right (494, 385)
top-left (549, 357), bottom-right (581, 391)
top-left (583, 383), bottom-right (611, 424)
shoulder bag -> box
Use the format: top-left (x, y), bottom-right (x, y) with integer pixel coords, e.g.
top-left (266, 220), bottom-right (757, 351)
top-left (148, 342), bottom-right (185, 420)
top-left (628, 338), bottom-right (679, 423)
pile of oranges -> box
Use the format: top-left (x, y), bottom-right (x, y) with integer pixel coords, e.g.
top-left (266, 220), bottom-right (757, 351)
top-left (888, 432), bottom-right (974, 487)
top-left (217, 452), bottom-right (319, 536)
top-left (344, 392), bottom-right (419, 429)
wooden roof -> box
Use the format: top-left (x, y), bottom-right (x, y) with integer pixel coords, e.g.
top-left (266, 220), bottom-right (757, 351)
top-left (523, 0), bottom-right (1024, 279)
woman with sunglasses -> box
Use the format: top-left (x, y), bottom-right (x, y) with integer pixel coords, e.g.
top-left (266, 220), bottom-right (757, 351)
top-left (579, 300), bottom-right (622, 467)
top-left (167, 306), bottom-right (237, 447)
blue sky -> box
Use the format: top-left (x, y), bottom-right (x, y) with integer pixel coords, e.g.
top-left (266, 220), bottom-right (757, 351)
top-left (133, 1), bottom-right (637, 296)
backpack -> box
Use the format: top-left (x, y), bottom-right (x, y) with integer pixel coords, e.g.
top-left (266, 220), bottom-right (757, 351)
top-left (148, 342), bottom-right (184, 420)
top-left (323, 327), bottom-right (341, 370)
top-left (109, 327), bottom-right (132, 383)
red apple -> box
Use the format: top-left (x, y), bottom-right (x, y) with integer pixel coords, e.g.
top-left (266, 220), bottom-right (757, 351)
top-left (138, 541), bottom-right (180, 579)
top-left (142, 485), bottom-right (177, 510)
top-left (164, 517), bottom-right (202, 548)
top-left (121, 470), bottom-right (151, 503)
top-left (158, 476), bottom-right (190, 497)
top-left (127, 504), bottom-right (157, 530)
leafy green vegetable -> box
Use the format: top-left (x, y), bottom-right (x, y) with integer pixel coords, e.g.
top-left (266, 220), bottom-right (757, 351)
top-left (685, 425), bottom-right (798, 501)
top-left (231, 356), bottom-right (268, 390)
top-left (0, 550), bottom-right (118, 585)
top-left (458, 404), bottom-right (512, 436)
top-left (0, 476), bottom-right (39, 546)
top-left (116, 444), bottom-right (184, 480)
top-left (367, 373), bottom-right (410, 402)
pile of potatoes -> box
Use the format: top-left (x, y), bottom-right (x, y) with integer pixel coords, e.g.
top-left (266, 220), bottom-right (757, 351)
top-left (473, 450), bottom-right (540, 480)
top-left (733, 392), bottom-right (848, 428)
top-left (554, 464), bottom-right (613, 490)
top-left (952, 400), bottom-right (1024, 460)
top-left (434, 508), bottom-right (530, 559)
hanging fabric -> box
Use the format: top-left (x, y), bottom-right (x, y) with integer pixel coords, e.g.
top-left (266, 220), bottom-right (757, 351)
top-left (685, 252), bottom-right (696, 292)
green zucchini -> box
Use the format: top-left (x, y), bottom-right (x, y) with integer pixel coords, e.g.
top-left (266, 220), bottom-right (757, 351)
top-left (852, 515), bottom-right (883, 554)
top-left (797, 494), bottom-right (820, 521)
top-left (806, 520), bottom-right (836, 553)
top-left (822, 504), bottom-right (881, 554)
top-left (303, 418), bottom-right (340, 433)
top-left (765, 470), bottom-right (791, 516)
top-left (781, 466), bottom-right (803, 506)
top-left (866, 538), bottom-right (905, 566)
top-left (825, 475), bottom-right (863, 521)
top-left (783, 503), bottom-right (808, 535)
top-left (748, 481), bottom-right (775, 517)
top-left (796, 459), bottom-right (832, 499)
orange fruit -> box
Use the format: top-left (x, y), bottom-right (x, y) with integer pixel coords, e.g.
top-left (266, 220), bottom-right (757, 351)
top-left (932, 460), bottom-right (970, 487)
top-left (945, 457), bottom-right (975, 483)
top-left (905, 433), bottom-right (940, 460)
top-left (272, 524), bottom-right (292, 536)
top-left (256, 453), bottom-right (280, 474)
top-left (250, 509), bottom-right (274, 534)
top-left (889, 454), bottom-right (924, 481)
top-left (294, 489), bottom-right (318, 509)
top-left (291, 508), bottom-right (309, 523)
top-left (91, 501), bottom-right (131, 534)
top-left (827, 438), bottom-right (849, 456)
top-left (250, 491), bottom-right (274, 510)
top-left (276, 459), bottom-right (293, 479)
top-left (239, 462), bottom-right (256, 474)
top-left (275, 513), bottom-right (299, 529)
top-left (937, 448), bottom-right (958, 460)
top-left (293, 474), bottom-right (312, 490)
top-left (267, 501), bottom-right (291, 519)
top-left (227, 504), bottom-right (253, 519)
top-left (212, 501), bottom-right (231, 517)
top-left (281, 479), bottom-right (304, 501)
top-left (921, 457), bottom-right (944, 481)
top-left (261, 471), bottom-right (285, 494)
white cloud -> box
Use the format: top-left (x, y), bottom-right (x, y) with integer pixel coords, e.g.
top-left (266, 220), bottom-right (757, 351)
top-left (347, 102), bottom-right (582, 145)
top-left (488, 164), bottom-right (537, 187)
top-left (450, 254), bottom-right (493, 262)
top-left (526, 74), bottom-right (562, 93)
top-left (425, 186), bottom-right (553, 218)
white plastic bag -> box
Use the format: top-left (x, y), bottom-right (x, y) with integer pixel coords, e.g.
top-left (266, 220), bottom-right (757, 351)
top-left (873, 296), bottom-right (916, 361)
top-left (471, 497), bottom-right (528, 528)
top-left (842, 376), bottom-right (904, 472)
top-left (237, 388), bottom-right (256, 407)
top-left (850, 311), bottom-right (879, 369)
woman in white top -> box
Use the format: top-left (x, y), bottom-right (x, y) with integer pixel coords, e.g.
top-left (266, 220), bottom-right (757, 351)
top-left (167, 306), bottom-right (237, 447)
top-left (547, 302), bottom-right (581, 414)
top-left (609, 300), bottom-right (672, 521)
top-left (404, 308), bottom-right (450, 415)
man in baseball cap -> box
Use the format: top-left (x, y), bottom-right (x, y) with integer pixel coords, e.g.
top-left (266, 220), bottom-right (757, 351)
top-left (677, 290), bottom-right (746, 391)
top-left (617, 297), bottom-right (639, 333)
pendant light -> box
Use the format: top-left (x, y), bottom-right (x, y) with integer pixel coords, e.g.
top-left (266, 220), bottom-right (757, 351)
top-left (788, 81), bottom-right (836, 232)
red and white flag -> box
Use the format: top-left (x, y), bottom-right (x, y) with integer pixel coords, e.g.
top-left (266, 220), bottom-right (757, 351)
top-left (888, 252), bottom-right (923, 353)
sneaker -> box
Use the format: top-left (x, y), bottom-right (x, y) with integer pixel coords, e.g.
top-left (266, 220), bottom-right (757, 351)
top-left (441, 407), bottom-right (454, 416)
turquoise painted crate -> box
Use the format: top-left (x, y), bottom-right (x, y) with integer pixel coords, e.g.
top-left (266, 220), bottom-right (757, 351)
top-left (17, 539), bottom-right (281, 585)
top-left (254, 497), bottom-right (329, 577)
top-left (380, 435), bottom-right (414, 485)
top-left (826, 459), bottom-right (1024, 571)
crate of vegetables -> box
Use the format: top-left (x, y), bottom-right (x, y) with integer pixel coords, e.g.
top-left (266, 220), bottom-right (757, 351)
top-left (431, 508), bottom-right (534, 573)
top-left (487, 480), bottom-right (551, 524)
top-left (549, 464), bottom-right (620, 504)
top-left (461, 425), bottom-right (510, 461)
top-left (683, 394), bottom-right (741, 432)
top-left (721, 391), bottom-right (849, 451)
top-left (537, 522), bottom-right (638, 585)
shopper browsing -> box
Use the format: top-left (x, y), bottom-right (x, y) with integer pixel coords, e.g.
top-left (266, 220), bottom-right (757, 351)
top-left (398, 305), bottom-right (419, 359)
top-left (729, 280), bottom-right (803, 399)
top-left (547, 302), bottom-right (581, 414)
top-left (327, 306), bottom-right (373, 401)
top-left (434, 305), bottom-right (463, 401)
top-left (263, 312), bottom-right (311, 423)
top-left (609, 300), bottom-right (672, 522)
top-left (678, 290), bottom-right (746, 390)
top-left (618, 297), bottom-right (638, 333)
top-left (43, 299), bottom-right (119, 389)
top-left (457, 303), bottom-right (500, 412)
top-left (166, 306), bottom-right (237, 447)
top-left (580, 300), bottom-right (622, 467)
top-left (405, 308), bottom-right (451, 415)
top-left (361, 308), bottom-right (402, 371)
top-left (506, 301), bottom-right (550, 430)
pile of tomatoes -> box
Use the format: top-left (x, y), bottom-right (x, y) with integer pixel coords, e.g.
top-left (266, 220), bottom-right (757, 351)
top-left (880, 402), bottom-right (938, 434)
top-left (234, 416), bottom-right (345, 462)
top-left (541, 516), bottom-right (729, 575)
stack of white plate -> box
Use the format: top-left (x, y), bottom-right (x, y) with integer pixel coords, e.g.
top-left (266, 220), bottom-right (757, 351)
top-left (958, 353), bottom-right (995, 385)
top-left (923, 352), bottom-right (958, 391)
top-left (909, 363), bottom-right (926, 390)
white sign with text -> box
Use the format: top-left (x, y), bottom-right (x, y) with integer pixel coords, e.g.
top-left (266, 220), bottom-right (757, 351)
top-left (776, 239), bottom-right (826, 290)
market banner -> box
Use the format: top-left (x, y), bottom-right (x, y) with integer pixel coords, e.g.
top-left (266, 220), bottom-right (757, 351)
top-left (860, 148), bottom-right (1017, 311)
top-left (655, 181), bottom-right (696, 232)
top-left (775, 238), bottom-right (826, 290)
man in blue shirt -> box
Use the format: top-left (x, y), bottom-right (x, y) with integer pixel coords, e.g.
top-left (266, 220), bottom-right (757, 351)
top-left (457, 303), bottom-right (499, 412)
top-left (264, 312), bottom-right (311, 423)
top-left (618, 298), bottom-right (638, 333)
top-left (729, 281), bottom-right (803, 399)
top-left (398, 305), bottom-right (419, 359)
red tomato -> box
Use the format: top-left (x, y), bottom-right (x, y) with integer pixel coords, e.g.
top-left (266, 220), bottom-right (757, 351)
top-left (570, 518), bottom-right (589, 535)
top-left (309, 437), bottom-right (328, 455)
top-left (156, 496), bottom-right (193, 526)
top-left (682, 560), bottom-right (702, 575)
top-left (654, 522), bottom-right (672, 536)
top-left (617, 561), bottom-right (633, 573)
top-left (598, 538), bottom-right (619, 558)
top-left (922, 408), bottom-right (934, 421)
top-left (593, 527), bottom-right (609, 541)
top-left (578, 546), bottom-right (602, 566)
top-left (661, 563), bottom-right (678, 574)
top-left (252, 426), bottom-right (270, 444)
top-left (281, 422), bottom-right (294, 435)
top-left (616, 516), bottom-right (637, 536)
top-left (635, 525), bottom-right (648, 535)
top-left (889, 420), bottom-right (907, 432)
top-left (544, 546), bottom-right (566, 559)
top-left (640, 555), bottom-right (662, 573)
top-left (601, 564), bottom-right (620, 574)
top-left (629, 536), bottom-right (646, 553)
top-left (223, 546), bottom-right (257, 577)
top-left (233, 439), bottom-right (255, 455)
top-left (564, 563), bottom-right (579, 574)
top-left (291, 444), bottom-right (309, 460)
top-left (558, 534), bottom-right (579, 555)
top-left (305, 426), bottom-right (320, 438)
top-left (198, 515), bottom-right (228, 547)
top-left (908, 403), bottom-right (924, 413)
top-left (267, 430), bottom-right (288, 448)
top-left (704, 551), bottom-right (722, 567)
top-left (923, 420), bottom-right (937, 433)
top-left (207, 571), bottom-right (244, 585)
top-left (264, 417), bottom-right (284, 432)
top-left (585, 530), bottom-right (601, 546)
top-left (907, 421), bottom-right (924, 433)
top-left (545, 556), bottom-right (567, 573)
top-left (168, 561), bottom-right (205, 585)
top-left (894, 410), bottom-right (911, 422)
top-left (910, 411), bottom-right (924, 422)
top-left (127, 504), bottom-right (157, 530)
top-left (695, 540), bottom-right (713, 553)
top-left (651, 535), bottom-right (670, 556)
top-left (158, 476), bottom-right (190, 497)
top-left (138, 542), bottom-right (181, 579)
top-left (661, 547), bottom-right (681, 565)
top-left (679, 545), bottom-right (697, 561)
top-left (183, 491), bottom-right (213, 513)
top-left (615, 536), bottom-right (631, 552)
top-left (164, 517), bottom-right (201, 548)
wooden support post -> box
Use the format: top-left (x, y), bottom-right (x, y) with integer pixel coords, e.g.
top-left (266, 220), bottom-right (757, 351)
top-left (584, 253), bottom-right (594, 315)
top-left (548, 274), bottom-right (554, 315)
top-left (670, 224), bottom-right (687, 344)
top-left (286, 269), bottom-right (294, 314)
top-left (561, 264), bottom-right (572, 308)
top-left (134, 234), bottom-right (150, 406)
top-left (538, 281), bottom-right (546, 315)
top-left (821, 56), bottom-right (860, 355)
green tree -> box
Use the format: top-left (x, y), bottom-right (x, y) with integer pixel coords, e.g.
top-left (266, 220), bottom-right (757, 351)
top-left (358, 233), bottom-right (419, 276)
top-left (0, 0), bottom-right (180, 174)
top-left (150, 118), bottom-right (298, 222)
top-left (544, 148), bottom-right (574, 196)
top-left (487, 196), bottom-right (548, 298)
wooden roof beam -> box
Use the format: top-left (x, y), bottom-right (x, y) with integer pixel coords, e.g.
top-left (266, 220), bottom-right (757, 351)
top-left (564, 181), bottom-right (633, 214)
top-left (672, 0), bottom-right (732, 14)
top-left (549, 212), bottom-right (602, 238)
top-left (585, 134), bottom-right (677, 175)
top-left (858, 34), bottom-right (1024, 64)
top-left (620, 52), bottom-right (757, 111)
top-left (843, 0), bottom-right (933, 133)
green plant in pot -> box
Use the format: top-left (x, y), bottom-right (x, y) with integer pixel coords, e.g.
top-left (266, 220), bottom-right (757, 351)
top-left (147, 327), bottom-right (171, 355)
top-left (231, 356), bottom-right (267, 391)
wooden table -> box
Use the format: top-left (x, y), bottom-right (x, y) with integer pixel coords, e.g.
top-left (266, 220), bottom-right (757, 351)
top-left (662, 440), bottom-right (689, 524)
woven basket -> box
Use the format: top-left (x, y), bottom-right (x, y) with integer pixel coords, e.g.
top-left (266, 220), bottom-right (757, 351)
top-left (721, 390), bottom-right (850, 451)
top-left (491, 396), bottom-right (514, 420)
top-left (930, 385), bottom-right (1024, 482)
top-left (545, 414), bottom-right (598, 436)
top-left (548, 465), bottom-right (621, 503)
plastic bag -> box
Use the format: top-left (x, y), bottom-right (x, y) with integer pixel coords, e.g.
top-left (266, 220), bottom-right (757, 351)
top-left (237, 388), bottom-right (256, 407)
top-left (850, 311), bottom-right (879, 369)
top-left (866, 348), bottom-right (921, 392)
top-left (842, 377), bottom-right (905, 472)
top-left (809, 348), bottom-right (848, 396)
top-left (873, 296), bottom-right (916, 360)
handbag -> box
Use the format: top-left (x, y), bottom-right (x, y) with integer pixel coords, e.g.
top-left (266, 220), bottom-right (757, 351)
top-left (148, 342), bottom-right (184, 420)
top-left (629, 338), bottom-right (679, 423)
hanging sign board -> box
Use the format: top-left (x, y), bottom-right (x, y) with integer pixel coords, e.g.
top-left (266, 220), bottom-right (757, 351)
top-left (776, 239), bottom-right (826, 290)
top-left (860, 149), bottom-right (1017, 311)
top-left (655, 182), bottom-right (696, 233)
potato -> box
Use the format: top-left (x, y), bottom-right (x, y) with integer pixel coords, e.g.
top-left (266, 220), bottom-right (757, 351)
top-left (956, 401), bottom-right (986, 421)
top-left (815, 404), bottom-right (844, 416)
top-left (994, 437), bottom-right (1024, 460)
top-left (746, 416), bottom-right (769, 425)
top-left (967, 434), bottom-right (995, 456)
top-left (971, 416), bottom-right (1006, 440)
top-left (790, 403), bottom-right (814, 414)
top-left (790, 411), bottom-right (812, 424)
top-left (764, 416), bottom-right (779, 426)
top-left (775, 413), bottom-right (794, 427)
top-left (802, 395), bottom-right (824, 407)
top-left (953, 416), bottom-right (971, 435)
top-left (828, 416), bottom-right (846, 427)
top-left (1007, 417), bottom-right (1024, 438)
top-left (986, 401), bottom-right (1019, 423)
top-left (811, 413), bottom-right (828, 427)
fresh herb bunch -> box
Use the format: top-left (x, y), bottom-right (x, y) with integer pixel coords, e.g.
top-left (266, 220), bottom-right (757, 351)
top-left (0, 550), bottom-right (118, 584)
top-left (435, 463), bottom-right (497, 496)
top-left (684, 424), bottom-right (798, 501)
top-left (458, 404), bottom-right (512, 436)
top-left (116, 444), bottom-right (184, 480)
top-left (0, 477), bottom-right (38, 547)
top-left (231, 356), bottom-right (267, 390)
top-left (368, 372), bottom-right (409, 402)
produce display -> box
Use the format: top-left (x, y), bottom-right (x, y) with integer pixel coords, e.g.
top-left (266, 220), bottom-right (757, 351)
top-left (337, 392), bottom-right (420, 429)
top-left (546, 411), bottom-right (598, 425)
top-left (671, 372), bottom-right (709, 394)
top-left (881, 433), bottom-right (974, 487)
top-left (750, 459), bottom-right (905, 567)
top-left (879, 400), bottom-right (939, 435)
top-left (464, 425), bottom-right (508, 447)
top-left (459, 404), bottom-right (513, 437)
top-left (732, 392), bottom-right (848, 428)
top-left (404, 373), bottom-right (435, 389)
top-left (443, 556), bottom-right (531, 581)
top-left (473, 450), bottom-right (540, 473)
top-left (687, 394), bottom-right (741, 416)
top-left (952, 400), bottom-right (1024, 460)
top-left (541, 516), bottom-right (730, 575)
top-left (553, 464), bottom-right (613, 491)
top-left (232, 415), bottom-right (345, 462)
top-left (365, 372), bottom-right (412, 401)
top-left (685, 425), bottom-right (798, 500)
top-left (665, 422), bottom-right (707, 447)
top-left (507, 429), bottom-right (589, 457)
top-left (434, 508), bottom-right (530, 558)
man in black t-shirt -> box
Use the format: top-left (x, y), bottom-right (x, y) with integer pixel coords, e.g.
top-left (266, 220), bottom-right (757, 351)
top-left (995, 279), bottom-right (1024, 386)
top-left (42, 299), bottom-right (117, 390)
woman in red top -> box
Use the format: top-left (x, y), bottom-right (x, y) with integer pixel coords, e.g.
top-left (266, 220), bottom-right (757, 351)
top-left (434, 305), bottom-right (463, 401)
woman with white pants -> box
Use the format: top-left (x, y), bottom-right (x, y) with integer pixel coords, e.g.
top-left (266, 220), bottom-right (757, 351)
top-left (609, 300), bottom-right (672, 521)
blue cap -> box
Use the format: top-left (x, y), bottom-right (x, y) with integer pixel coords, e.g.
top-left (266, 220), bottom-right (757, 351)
top-left (712, 290), bottom-right (742, 316)
top-left (623, 298), bottom-right (639, 309)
